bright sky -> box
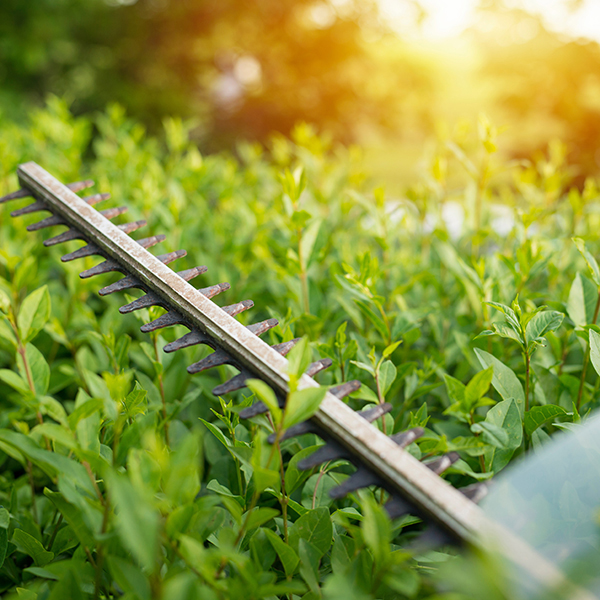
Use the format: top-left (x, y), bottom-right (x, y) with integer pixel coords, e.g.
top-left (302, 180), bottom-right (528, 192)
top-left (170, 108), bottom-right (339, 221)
top-left (380, 0), bottom-right (600, 42)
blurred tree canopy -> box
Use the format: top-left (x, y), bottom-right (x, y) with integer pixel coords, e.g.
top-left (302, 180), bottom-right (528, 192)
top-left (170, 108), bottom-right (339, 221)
top-left (0, 0), bottom-right (432, 149)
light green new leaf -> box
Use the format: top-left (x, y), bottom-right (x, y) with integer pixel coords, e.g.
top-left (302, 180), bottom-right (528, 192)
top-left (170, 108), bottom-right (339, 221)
top-left (286, 337), bottom-right (311, 380)
top-left (589, 329), bottom-right (600, 377)
top-left (106, 472), bottom-right (159, 572)
top-left (378, 360), bottom-right (397, 396)
top-left (524, 405), bottom-right (567, 436)
top-left (525, 310), bottom-right (564, 346)
top-left (244, 507), bottom-right (280, 531)
top-left (474, 349), bottom-right (524, 418)
top-left (573, 237), bottom-right (600, 286)
top-left (283, 386), bottom-right (326, 429)
top-left (18, 285), bottom-right (51, 342)
top-left (247, 379), bottom-right (281, 425)
top-left (567, 273), bottom-right (598, 326)
top-left (0, 369), bottom-right (30, 395)
top-left (465, 366), bottom-right (493, 407)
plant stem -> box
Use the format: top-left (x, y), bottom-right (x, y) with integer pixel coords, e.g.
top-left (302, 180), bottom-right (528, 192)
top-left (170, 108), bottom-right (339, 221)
top-left (524, 352), bottom-right (531, 413)
top-left (576, 289), bottom-right (600, 410)
top-left (374, 369), bottom-right (387, 435)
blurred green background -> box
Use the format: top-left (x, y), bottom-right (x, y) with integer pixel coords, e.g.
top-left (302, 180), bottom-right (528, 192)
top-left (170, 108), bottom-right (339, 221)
top-left (1, 0), bottom-right (599, 187)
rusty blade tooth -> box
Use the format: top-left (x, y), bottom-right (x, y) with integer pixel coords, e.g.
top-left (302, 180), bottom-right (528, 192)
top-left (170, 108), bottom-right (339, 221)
top-left (1, 188), bottom-right (32, 203)
top-left (187, 349), bottom-right (233, 374)
top-left (329, 380), bottom-right (361, 399)
top-left (222, 300), bottom-right (254, 317)
top-left (0, 179), bottom-right (93, 204)
top-left (212, 371), bottom-right (250, 396)
top-left (119, 220), bottom-right (147, 234)
top-left (306, 358), bottom-right (332, 377)
top-left (199, 282), bottom-right (230, 299)
top-left (390, 427), bottom-right (424, 448)
top-left (67, 179), bottom-right (95, 193)
top-left (329, 465), bottom-right (381, 500)
top-left (298, 440), bottom-right (349, 470)
top-left (359, 402), bottom-right (393, 422)
top-left (155, 249), bottom-right (186, 263)
top-left (11, 200), bottom-right (50, 217)
top-left (424, 452), bottom-right (460, 475)
top-left (163, 329), bottom-right (210, 353)
top-left (177, 265), bottom-right (208, 282)
top-left (83, 192), bottom-right (110, 205)
top-left (140, 310), bottom-right (185, 333)
top-left (246, 318), bottom-right (279, 336)
top-left (460, 482), bottom-right (489, 504)
top-left (119, 292), bottom-right (164, 314)
top-left (239, 397), bottom-right (284, 420)
top-left (27, 214), bottom-right (66, 232)
top-left (385, 495), bottom-right (415, 520)
top-left (61, 243), bottom-right (103, 262)
top-left (136, 235), bottom-right (166, 250)
top-left (99, 206), bottom-right (128, 220)
top-left (44, 228), bottom-right (84, 247)
top-left (98, 274), bottom-right (143, 296)
top-left (80, 259), bottom-right (122, 279)
top-left (272, 338), bottom-right (301, 356)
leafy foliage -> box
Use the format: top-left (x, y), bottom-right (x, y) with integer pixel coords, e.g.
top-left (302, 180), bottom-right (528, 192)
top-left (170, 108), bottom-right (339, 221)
top-left (0, 100), bottom-right (599, 598)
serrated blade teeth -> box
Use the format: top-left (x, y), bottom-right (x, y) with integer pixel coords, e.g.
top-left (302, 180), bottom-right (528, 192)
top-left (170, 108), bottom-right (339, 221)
top-left (212, 371), bottom-right (250, 396)
top-left (268, 420), bottom-right (320, 443)
top-left (459, 482), bottom-right (489, 504)
top-left (329, 380), bottom-right (361, 399)
top-left (136, 235), bottom-right (166, 250)
top-left (27, 214), bottom-right (66, 231)
top-left (155, 249), bottom-right (186, 263)
top-left (80, 259), bottom-right (122, 279)
top-left (222, 300), bottom-right (253, 316)
top-left (98, 274), bottom-right (142, 296)
top-left (118, 220), bottom-right (147, 234)
top-left (0, 179), bottom-right (94, 204)
top-left (61, 243), bottom-right (103, 262)
top-left (119, 292), bottom-right (163, 314)
top-left (271, 338), bottom-right (301, 356)
top-left (177, 265), bottom-right (207, 281)
top-left (246, 318), bottom-right (279, 336)
top-left (239, 397), bottom-right (284, 420)
top-left (298, 440), bottom-right (348, 470)
top-left (83, 192), bottom-right (110, 205)
top-left (187, 349), bottom-right (232, 374)
top-left (306, 358), bottom-right (332, 377)
top-left (424, 452), bottom-right (460, 475)
top-left (199, 282), bottom-right (230, 299)
top-left (99, 206), bottom-right (128, 220)
top-left (163, 329), bottom-right (209, 353)
top-left (140, 310), bottom-right (185, 332)
top-left (0, 188), bottom-right (32, 203)
top-left (11, 200), bottom-right (50, 217)
top-left (329, 465), bottom-right (381, 499)
top-left (44, 228), bottom-right (84, 247)
top-left (385, 495), bottom-right (414, 520)
top-left (390, 427), bottom-right (424, 448)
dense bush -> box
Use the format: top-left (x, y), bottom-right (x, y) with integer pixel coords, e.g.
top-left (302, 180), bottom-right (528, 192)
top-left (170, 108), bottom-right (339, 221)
top-left (1, 99), bottom-right (599, 599)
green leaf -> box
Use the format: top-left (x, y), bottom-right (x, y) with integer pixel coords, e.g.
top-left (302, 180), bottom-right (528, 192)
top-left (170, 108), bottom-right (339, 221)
top-left (567, 273), bottom-right (598, 326)
top-left (20, 344), bottom-right (50, 397)
top-left (484, 399), bottom-right (522, 473)
top-left (12, 529), bottom-right (54, 566)
top-left (263, 528), bottom-right (299, 576)
top-left (354, 299), bottom-right (388, 341)
top-left (106, 471), bottom-right (159, 572)
top-left (299, 218), bottom-right (322, 270)
top-left (289, 507), bottom-right (332, 558)
top-left (0, 507), bottom-right (8, 569)
top-left (286, 337), bottom-right (311, 380)
top-left (18, 285), bottom-right (51, 342)
top-left (524, 405), bottom-right (567, 436)
top-left (247, 379), bottom-right (281, 425)
top-left (525, 310), bottom-right (564, 347)
top-left (470, 422), bottom-right (509, 448)
top-left (361, 495), bottom-right (391, 565)
top-left (589, 329), bottom-right (600, 377)
top-left (573, 237), bottom-right (600, 286)
top-left (0, 369), bottom-right (30, 394)
top-left (474, 349), bottom-right (525, 418)
top-left (485, 301), bottom-right (521, 333)
top-left (378, 360), bottom-right (397, 396)
top-left (283, 386), bottom-right (326, 429)
top-left (465, 366), bottom-right (493, 407)
top-left (382, 340), bottom-right (401, 358)
top-left (44, 489), bottom-right (96, 549)
top-left (298, 538), bottom-right (321, 594)
top-left (199, 418), bottom-right (231, 448)
top-left (244, 507), bottom-right (280, 531)
top-left (106, 556), bottom-right (151, 600)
